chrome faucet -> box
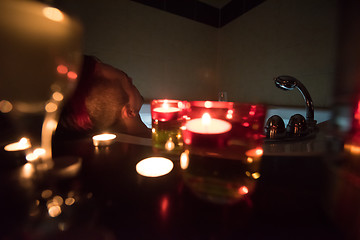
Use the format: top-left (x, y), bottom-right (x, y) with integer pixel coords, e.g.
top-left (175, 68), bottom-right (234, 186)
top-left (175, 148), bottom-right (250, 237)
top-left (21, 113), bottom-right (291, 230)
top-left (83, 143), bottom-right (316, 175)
top-left (274, 75), bottom-right (316, 129)
top-left (265, 75), bottom-right (317, 140)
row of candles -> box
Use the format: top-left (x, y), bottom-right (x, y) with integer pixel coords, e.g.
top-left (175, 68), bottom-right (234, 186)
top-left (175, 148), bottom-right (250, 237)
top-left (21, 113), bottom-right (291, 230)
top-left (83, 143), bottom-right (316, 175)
top-left (151, 99), bottom-right (266, 152)
top-left (3, 99), bottom-right (266, 179)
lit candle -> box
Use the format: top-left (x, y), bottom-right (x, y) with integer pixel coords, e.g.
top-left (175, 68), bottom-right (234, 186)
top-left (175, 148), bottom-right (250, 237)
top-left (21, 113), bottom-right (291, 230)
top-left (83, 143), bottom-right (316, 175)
top-left (4, 138), bottom-right (32, 151)
top-left (92, 133), bottom-right (116, 147)
top-left (152, 100), bottom-right (181, 122)
top-left (136, 157), bottom-right (174, 177)
top-left (183, 113), bottom-right (232, 147)
top-left (151, 99), bottom-right (185, 151)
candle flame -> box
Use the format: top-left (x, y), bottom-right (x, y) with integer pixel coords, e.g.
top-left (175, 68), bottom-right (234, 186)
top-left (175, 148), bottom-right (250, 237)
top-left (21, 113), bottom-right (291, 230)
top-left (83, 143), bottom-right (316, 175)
top-left (162, 100), bottom-right (169, 110)
top-left (201, 113), bottom-right (211, 126)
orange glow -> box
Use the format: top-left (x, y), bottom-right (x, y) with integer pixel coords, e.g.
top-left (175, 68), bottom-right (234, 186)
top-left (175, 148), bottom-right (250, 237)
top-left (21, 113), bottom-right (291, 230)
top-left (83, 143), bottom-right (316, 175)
top-left (41, 189), bottom-right (53, 199)
top-left (165, 138), bottom-right (175, 151)
top-left (0, 100), bottom-right (13, 113)
top-left (136, 157), bottom-right (173, 177)
top-left (204, 101), bottom-right (213, 108)
top-left (245, 148), bottom-right (263, 158)
top-left (53, 196), bottom-right (64, 206)
top-left (26, 148), bottom-right (46, 162)
top-left (45, 102), bottom-right (58, 112)
top-left (21, 163), bottom-right (35, 178)
top-left (249, 110), bottom-right (255, 116)
top-left (67, 71), bottom-right (78, 80)
top-left (345, 143), bottom-right (360, 155)
top-left (180, 151), bottom-right (189, 170)
top-left (252, 172), bottom-right (261, 179)
top-left (48, 205), bottom-right (61, 217)
top-left (52, 92), bottom-right (64, 101)
top-left (247, 157), bottom-right (253, 163)
top-left (57, 65), bottom-right (68, 74)
top-left (238, 186), bottom-right (249, 195)
top-left (4, 137), bottom-right (31, 151)
top-left (65, 197), bottom-right (75, 206)
top-left (43, 7), bottom-right (64, 22)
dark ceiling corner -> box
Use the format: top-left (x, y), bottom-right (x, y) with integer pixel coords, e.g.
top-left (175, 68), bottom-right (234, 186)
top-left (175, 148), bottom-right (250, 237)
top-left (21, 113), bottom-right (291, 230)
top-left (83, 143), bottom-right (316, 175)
top-left (131, 0), bottom-right (266, 28)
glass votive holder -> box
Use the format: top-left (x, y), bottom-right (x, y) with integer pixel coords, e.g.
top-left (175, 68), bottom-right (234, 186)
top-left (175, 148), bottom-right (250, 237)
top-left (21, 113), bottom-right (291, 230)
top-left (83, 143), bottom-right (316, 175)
top-left (182, 101), bottom-right (267, 159)
top-left (151, 99), bottom-right (187, 151)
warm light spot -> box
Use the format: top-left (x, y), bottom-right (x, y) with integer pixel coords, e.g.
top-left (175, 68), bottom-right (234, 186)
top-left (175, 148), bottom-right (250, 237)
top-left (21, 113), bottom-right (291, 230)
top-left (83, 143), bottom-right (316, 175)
top-left (152, 128), bottom-right (156, 133)
top-left (252, 172), bottom-right (261, 179)
top-left (67, 71), bottom-right (78, 80)
top-left (34, 148), bottom-right (46, 156)
top-left (226, 113), bottom-right (233, 119)
top-left (26, 148), bottom-right (46, 162)
top-left (0, 100), bottom-right (13, 113)
top-left (48, 205), bottom-right (62, 217)
top-left (21, 163), bottom-right (35, 178)
top-left (178, 101), bottom-right (183, 108)
top-left (245, 171), bottom-right (251, 177)
top-left (249, 110), bottom-right (255, 116)
top-left (57, 65), bottom-right (68, 74)
top-left (165, 138), bottom-right (175, 151)
top-left (247, 157), bottom-right (253, 163)
top-left (245, 148), bottom-right (263, 158)
top-left (52, 92), bottom-right (64, 101)
top-left (202, 113), bottom-right (212, 126)
top-left (238, 186), bottom-right (249, 195)
top-left (53, 196), bottom-right (64, 206)
top-left (345, 143), bottom-right (360, 155)
top-left (204, 101), bottom-right (213, 108)
top-left (65, 197), bottom-right (75, 206)
top-left (26, 153), bottom-right (38, 161)
top-left (44, 119), bottom-right (58, 132)
top-left (136, 157), bottom-right (173, 177)
top-left (92, 133), bottom-right (116, 147)
top-left (45, 102), bottom-right (58, 112)
top-left (4, 138), bottom-right (31, 151)
top-left (243, 122), bottom-right (250, 127)
top-left (41, 189), bottom-right (53, 199)
top-left (43, 7), bottom-right (64, 22)
top-left (180, 151), bottom-right (189, 170)
top-left (160, 195), bottom-right (169, 217)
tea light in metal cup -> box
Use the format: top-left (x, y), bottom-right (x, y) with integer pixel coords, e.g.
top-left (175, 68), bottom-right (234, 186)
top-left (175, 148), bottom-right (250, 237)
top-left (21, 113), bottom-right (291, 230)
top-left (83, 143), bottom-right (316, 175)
top-left (92, 133), bottom-right (116, 147)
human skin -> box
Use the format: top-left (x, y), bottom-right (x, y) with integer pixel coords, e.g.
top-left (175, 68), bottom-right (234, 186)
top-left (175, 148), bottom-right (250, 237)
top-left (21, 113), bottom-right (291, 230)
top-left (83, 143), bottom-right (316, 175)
top-left (60, 56), bottom-right (151, 138)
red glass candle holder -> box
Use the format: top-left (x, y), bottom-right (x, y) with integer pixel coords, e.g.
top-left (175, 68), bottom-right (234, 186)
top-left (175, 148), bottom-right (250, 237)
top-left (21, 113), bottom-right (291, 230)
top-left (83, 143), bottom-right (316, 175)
top-left (151, 99), bottom-right (187, 151)
top-left (182, 101), bottom-right (267, 159)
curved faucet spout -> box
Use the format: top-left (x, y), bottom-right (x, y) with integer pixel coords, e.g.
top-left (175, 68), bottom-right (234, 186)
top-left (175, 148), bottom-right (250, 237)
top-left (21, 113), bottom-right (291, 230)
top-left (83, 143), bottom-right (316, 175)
top-left (274, 75), bottom-right (315, 126)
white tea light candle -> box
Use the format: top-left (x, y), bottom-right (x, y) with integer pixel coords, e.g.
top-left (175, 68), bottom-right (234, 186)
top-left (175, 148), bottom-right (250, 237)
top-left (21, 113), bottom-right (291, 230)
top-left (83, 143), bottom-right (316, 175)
top-left (92, 133), bottom-right (116, 147)
top-left (136, 157), bottom-right (173, 177)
